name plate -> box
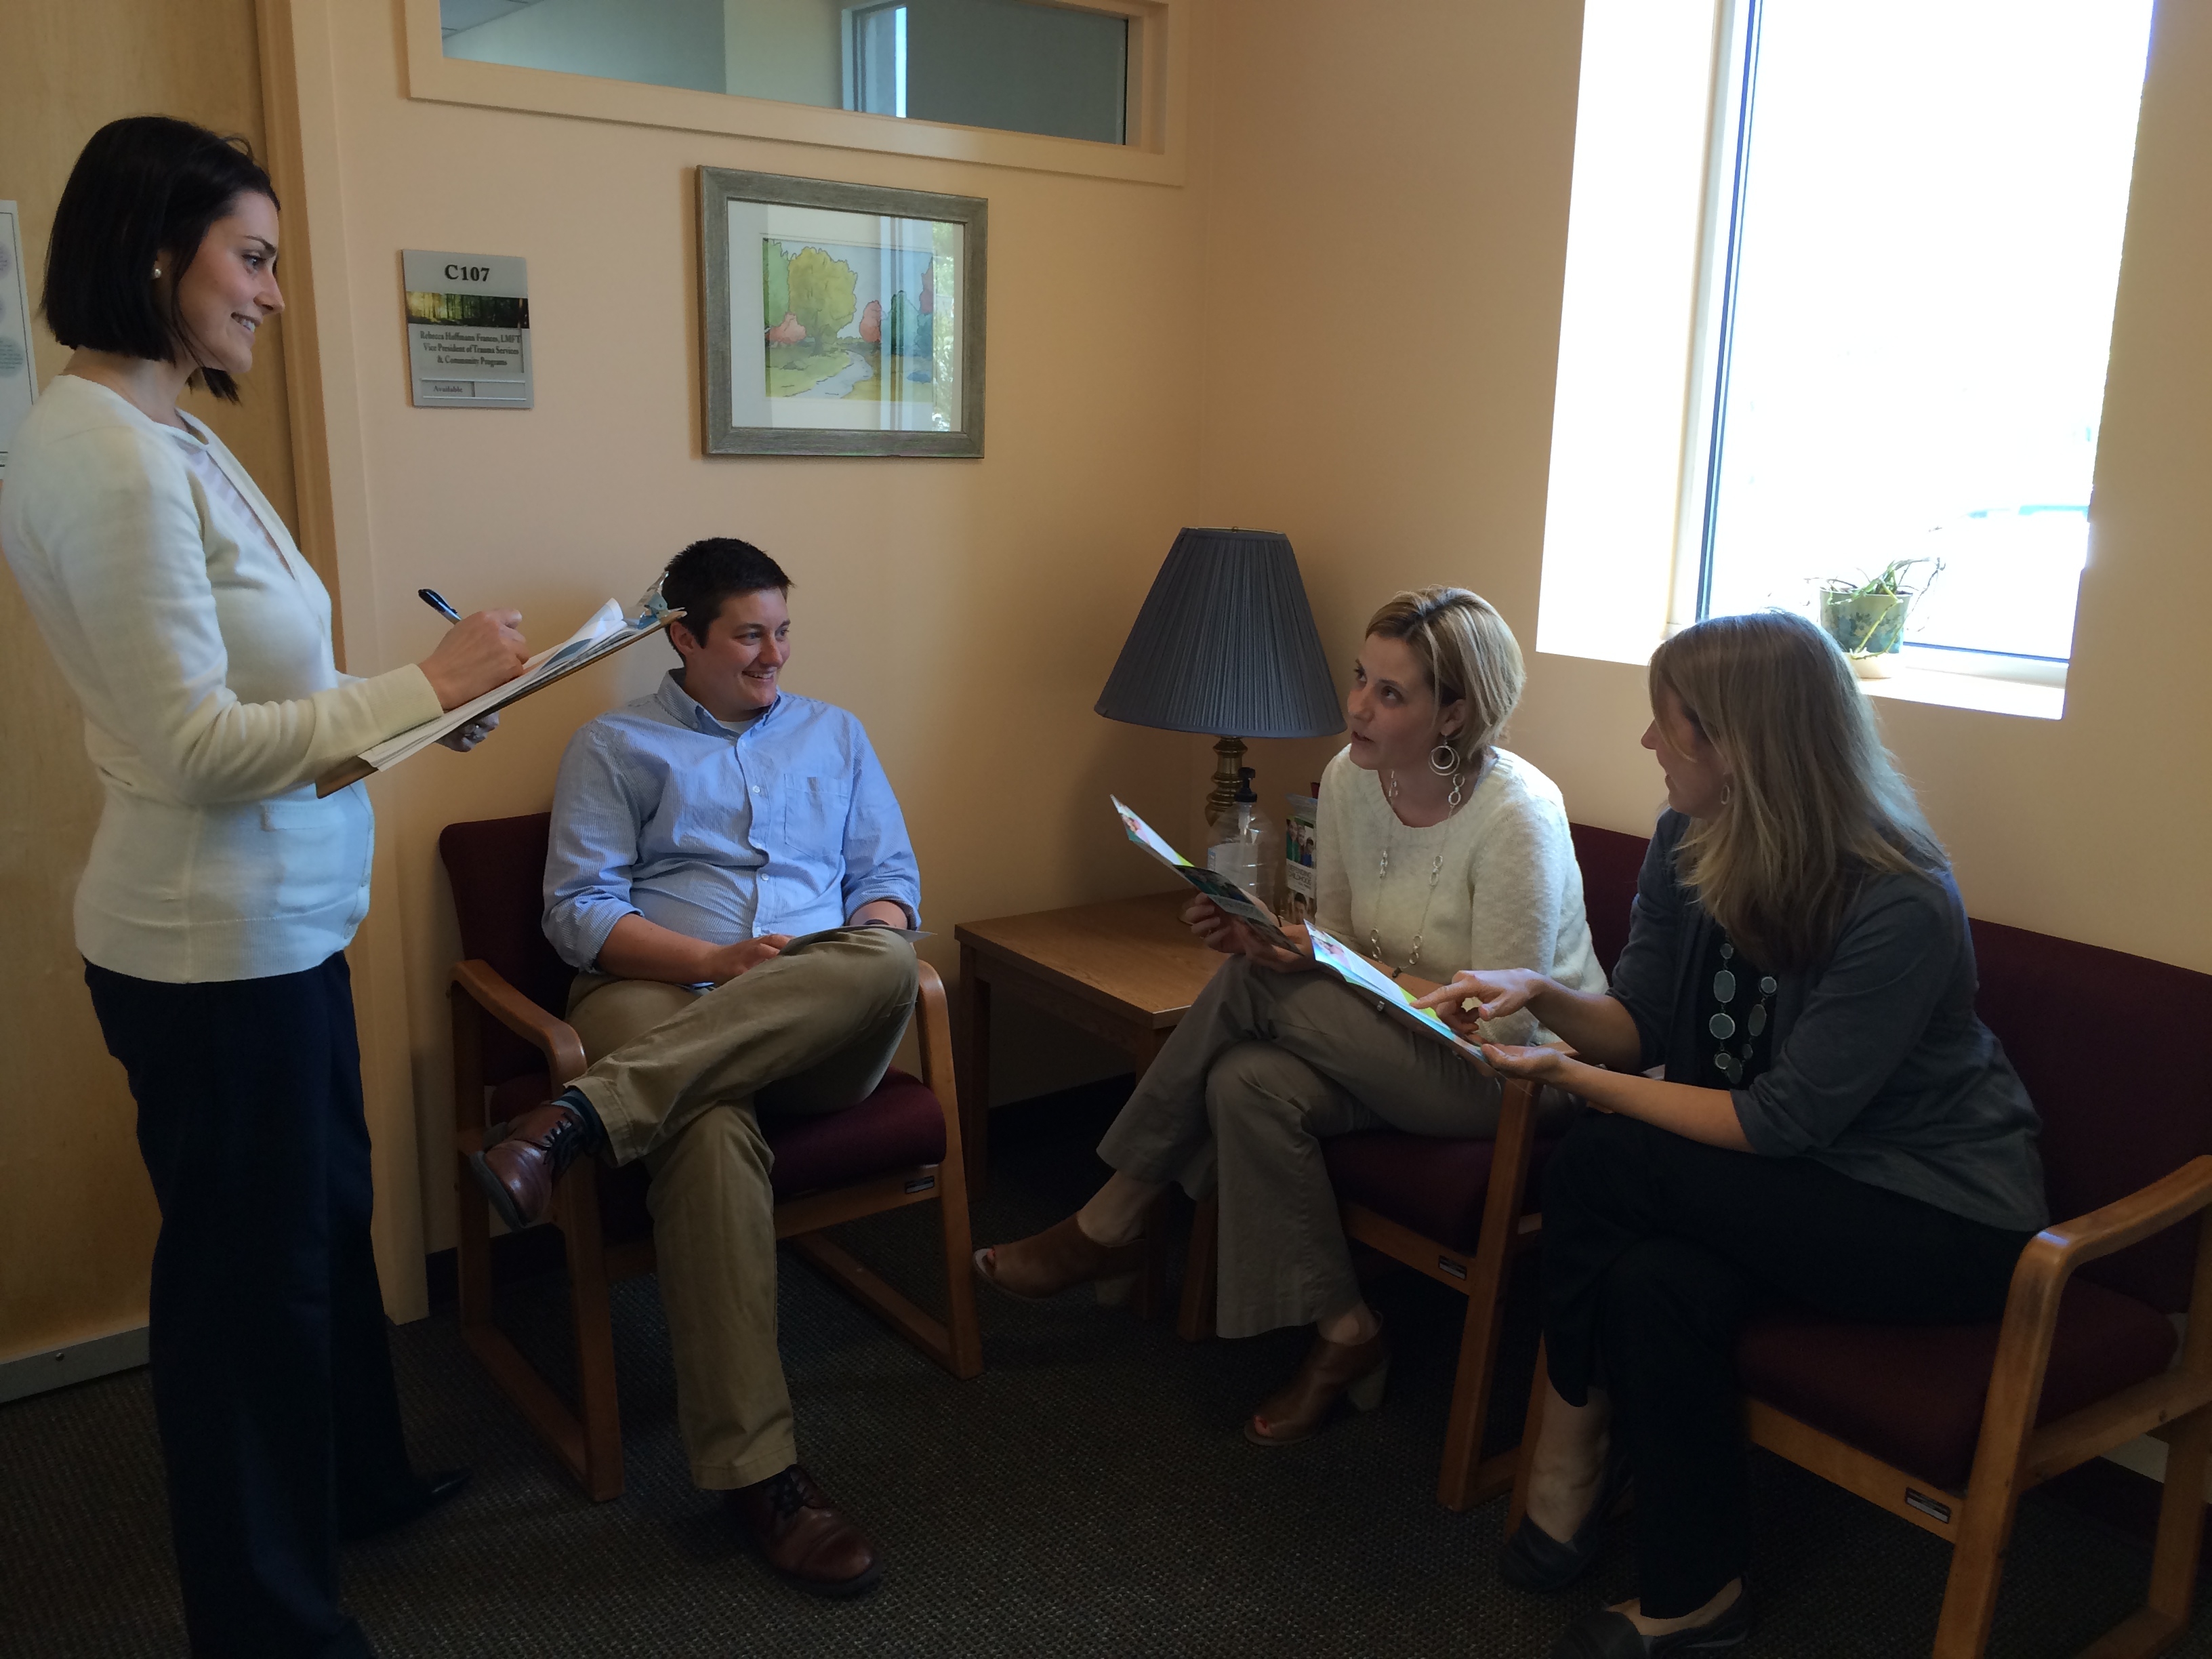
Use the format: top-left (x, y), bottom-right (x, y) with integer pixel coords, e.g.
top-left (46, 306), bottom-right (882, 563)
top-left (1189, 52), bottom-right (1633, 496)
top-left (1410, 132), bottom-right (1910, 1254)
top-left (403, 250), bottom-right (531, 409)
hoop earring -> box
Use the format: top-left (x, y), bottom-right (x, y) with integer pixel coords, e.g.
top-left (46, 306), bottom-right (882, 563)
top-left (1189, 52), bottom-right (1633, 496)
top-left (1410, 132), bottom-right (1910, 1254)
top-left (1721, 779), bottom-right (1734, 808)
top-left (1428, 742), bottom-right (1458, 775)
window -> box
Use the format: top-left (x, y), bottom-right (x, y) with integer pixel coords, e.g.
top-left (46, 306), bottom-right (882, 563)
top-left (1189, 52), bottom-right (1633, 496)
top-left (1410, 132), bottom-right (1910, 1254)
top-left (846, 5), bottom-right (909, 119)
top-left (1691, 0), bottom-right (2154, 672)
top-left (1537, 0), bottom-right (2156, 710)
top-left (440, 0), bottom-right (1128, 148)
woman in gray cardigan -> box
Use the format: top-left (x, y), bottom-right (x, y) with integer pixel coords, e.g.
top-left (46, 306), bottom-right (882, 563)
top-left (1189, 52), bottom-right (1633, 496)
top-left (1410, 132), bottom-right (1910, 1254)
top-left (1418, 610), bottom-right (2044, 1659)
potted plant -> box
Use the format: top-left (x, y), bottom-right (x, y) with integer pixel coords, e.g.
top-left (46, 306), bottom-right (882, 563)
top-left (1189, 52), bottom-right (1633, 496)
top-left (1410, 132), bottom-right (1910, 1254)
top-left (1817, 558), bottom-right (1940, 678)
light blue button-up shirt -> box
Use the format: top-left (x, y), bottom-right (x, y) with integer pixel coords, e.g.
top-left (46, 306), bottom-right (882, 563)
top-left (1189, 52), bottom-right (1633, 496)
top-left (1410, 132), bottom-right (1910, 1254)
top-left (542, 671), bottom-right (921, 971)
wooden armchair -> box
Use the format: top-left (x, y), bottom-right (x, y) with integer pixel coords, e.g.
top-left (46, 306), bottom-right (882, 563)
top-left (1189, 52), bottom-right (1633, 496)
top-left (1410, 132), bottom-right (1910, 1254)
top-left (439, 812), bottom-right (983, 1502)
top-left (1510, 834), bottom-right (2212, 1659)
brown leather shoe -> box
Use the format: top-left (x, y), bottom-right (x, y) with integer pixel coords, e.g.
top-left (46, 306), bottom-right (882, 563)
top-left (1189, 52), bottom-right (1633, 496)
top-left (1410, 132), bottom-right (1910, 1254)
top-left (729, 1464), bottom-right (882, 1598)
top-left (1244, 1319), bottom-right (1391, 1446)
top-left (468, 1097), bottom-right (600, 1231)
top-left (972, 1213), bottom-right (1146, 1301)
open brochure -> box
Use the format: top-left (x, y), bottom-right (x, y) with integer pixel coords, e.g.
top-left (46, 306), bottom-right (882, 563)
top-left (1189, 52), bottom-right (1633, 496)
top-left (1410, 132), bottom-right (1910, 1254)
top-left (1109, 796), bottom-right (1489, 1067)
top-left (315, 598), bottom-right (682, 796)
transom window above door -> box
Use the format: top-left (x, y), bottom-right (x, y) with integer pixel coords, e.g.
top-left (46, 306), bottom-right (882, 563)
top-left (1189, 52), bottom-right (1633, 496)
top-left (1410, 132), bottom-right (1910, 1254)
top-left (440, 0), bottom-right (1131, 146)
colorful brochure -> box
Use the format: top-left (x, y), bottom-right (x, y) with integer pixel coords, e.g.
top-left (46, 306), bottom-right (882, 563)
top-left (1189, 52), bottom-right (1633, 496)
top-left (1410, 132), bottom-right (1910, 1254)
top-left (1111, 795), bottom-right (1298, 951)
top-left (1109, 796), bottom-right (1489, 1067)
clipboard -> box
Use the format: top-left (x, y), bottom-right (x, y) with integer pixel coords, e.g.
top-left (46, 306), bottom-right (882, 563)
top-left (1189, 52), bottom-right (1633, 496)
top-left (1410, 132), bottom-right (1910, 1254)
top-left (314, 602), bottom-right (683, 796)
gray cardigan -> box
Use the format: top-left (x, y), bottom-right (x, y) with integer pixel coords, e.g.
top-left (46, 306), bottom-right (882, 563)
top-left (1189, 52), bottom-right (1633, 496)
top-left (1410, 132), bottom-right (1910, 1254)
top-left (1609, 812), bottom-right (2048, 1233)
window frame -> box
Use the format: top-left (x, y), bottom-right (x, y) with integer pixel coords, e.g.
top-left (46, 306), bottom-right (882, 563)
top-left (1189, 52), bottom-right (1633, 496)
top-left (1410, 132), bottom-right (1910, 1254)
top-left (1668, 0), bottom-right (2141, 691)
top-left (402, 0), bottom-right (1185, 187)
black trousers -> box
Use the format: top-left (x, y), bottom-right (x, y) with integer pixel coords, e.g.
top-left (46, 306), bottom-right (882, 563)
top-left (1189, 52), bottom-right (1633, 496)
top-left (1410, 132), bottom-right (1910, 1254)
top-left (1540, 1113), bottom-right (2032, 1618)
top-left (85, 953), bottom-right (418, 1659)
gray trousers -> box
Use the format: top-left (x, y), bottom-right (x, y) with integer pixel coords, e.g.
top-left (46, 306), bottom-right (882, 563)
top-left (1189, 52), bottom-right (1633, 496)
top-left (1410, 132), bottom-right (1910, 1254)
top-left (564, 928), bottom-right (918, 1488)
top-left (1097, 956), bottom-right (1561, 1338)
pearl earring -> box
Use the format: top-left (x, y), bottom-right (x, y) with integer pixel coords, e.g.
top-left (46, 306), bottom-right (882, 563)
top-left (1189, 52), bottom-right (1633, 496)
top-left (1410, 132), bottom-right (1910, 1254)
top-left (152, 266), bottom-right (163, 279)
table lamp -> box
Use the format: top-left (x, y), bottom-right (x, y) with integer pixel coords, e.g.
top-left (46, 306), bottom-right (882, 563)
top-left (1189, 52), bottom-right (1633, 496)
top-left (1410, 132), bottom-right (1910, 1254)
top-left (1095, 527), bottom-right (1345, 826)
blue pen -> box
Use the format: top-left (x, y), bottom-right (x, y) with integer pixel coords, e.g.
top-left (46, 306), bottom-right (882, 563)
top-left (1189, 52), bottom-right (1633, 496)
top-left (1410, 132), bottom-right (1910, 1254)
top-left (417, 588), bottom-right (462, 623)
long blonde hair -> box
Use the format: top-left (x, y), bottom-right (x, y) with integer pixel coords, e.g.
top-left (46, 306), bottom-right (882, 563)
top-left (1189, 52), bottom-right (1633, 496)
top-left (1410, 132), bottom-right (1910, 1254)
top-left (1649, 611), bottom-right (1944, 970)
top-left (1365, 587), bottom-right (1525, 771)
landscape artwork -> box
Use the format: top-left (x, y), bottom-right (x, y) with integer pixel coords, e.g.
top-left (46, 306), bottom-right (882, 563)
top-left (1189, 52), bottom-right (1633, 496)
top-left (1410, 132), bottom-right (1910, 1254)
top-left (700, 167), bottom-right (985, 457)
top-left (762, 236), bottom-right (951, 415)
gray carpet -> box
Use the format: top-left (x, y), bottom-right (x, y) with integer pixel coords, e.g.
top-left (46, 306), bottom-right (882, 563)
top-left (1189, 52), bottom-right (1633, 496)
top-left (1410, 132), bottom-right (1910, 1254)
top-left (1, 1087), bottom-right (2199, 1658)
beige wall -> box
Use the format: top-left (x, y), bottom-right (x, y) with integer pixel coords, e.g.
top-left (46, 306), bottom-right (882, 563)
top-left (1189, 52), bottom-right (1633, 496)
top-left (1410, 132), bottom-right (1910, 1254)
top-left (1195, 0), bottom-right (2212, 977)
top-left (0, 0), bottom-right (307, 1362)
top-left (284, 0), bottom-right (1210, 1285)
top-left (12, 0), bottom-right (2208, 1353)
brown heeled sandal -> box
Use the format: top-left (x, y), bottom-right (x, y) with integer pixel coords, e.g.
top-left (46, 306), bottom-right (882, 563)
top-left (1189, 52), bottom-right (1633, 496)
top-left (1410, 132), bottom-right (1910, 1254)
top-left (1244, 1319), bottom-right (1391, 1446)
top-left (972, 1214), bottom-right (1146, 1302)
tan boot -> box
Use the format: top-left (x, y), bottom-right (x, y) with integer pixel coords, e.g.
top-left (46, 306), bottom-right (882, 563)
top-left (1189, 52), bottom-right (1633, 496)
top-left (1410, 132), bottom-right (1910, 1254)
top-left (972, 1214), bottom-right (1145, 1300)
top-left (1244, 1320), bottom-right (1391, 1446)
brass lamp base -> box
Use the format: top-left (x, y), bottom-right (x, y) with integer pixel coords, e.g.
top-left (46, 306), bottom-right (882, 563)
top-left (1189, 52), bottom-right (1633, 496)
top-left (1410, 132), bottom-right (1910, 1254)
top-left (1205, 736), bottom-right (1248, 827)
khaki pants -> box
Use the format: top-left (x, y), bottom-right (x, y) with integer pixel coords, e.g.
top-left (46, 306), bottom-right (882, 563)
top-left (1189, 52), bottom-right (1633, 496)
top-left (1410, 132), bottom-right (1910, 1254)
top-left (1097, 956), bottom-right (1576, 1338)
top-left (564, 927), bottom-right (918, 1488)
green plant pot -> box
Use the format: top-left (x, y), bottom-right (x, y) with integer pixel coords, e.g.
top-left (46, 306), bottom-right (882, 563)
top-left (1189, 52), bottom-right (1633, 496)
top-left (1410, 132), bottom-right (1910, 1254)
top-left (1820, 590), bottom-right (1908, 664)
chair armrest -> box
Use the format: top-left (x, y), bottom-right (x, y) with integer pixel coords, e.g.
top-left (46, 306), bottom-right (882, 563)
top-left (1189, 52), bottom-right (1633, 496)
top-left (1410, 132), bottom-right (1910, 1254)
top-left (1964, 1155), bottom-right (2212, 1496)
top-left (2031, 1155), bottom-right (2212, 1274)
top-left (450, 958), bottom-right (588, 1088)
top-left (1471, 1077), bottom-right (1544, 1259)
top-left (912, 959), bottom-right (965, 1165)
top-left (1999, 1155), bottom-right (2212, 1344)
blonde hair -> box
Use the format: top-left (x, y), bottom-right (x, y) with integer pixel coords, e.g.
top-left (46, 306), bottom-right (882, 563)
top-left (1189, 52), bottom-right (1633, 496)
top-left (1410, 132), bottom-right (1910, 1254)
top-left (1364, 587), bottom-right (1525, 771)
top-left (1650, 611), bottom-right (1944, 970)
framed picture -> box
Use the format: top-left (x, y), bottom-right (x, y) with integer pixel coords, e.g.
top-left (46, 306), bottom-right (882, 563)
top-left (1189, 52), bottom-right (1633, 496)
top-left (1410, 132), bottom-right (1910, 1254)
top-left (699, 167), bottom-right (987, 458)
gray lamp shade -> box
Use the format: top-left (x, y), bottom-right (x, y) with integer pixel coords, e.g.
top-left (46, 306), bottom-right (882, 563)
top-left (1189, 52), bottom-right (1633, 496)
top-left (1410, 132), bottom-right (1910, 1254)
top-left (1095, 528), bottom-right (1345, 739)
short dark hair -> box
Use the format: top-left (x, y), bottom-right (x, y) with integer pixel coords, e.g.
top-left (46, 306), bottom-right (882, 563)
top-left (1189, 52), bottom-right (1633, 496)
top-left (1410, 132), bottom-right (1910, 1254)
top-left (43, 116), bottom-right (279, 404)
top-left (661, 537), bottom-right (792, 648)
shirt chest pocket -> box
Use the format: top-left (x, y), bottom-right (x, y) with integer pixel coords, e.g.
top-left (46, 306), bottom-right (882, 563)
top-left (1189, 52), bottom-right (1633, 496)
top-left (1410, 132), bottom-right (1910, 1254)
top-left (780, 775), bottom-right (852, 850)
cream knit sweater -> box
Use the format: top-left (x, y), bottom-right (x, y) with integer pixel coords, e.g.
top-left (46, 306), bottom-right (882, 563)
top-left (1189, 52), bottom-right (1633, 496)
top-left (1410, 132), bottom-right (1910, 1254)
top-left (1, 375), bottom-right (443, 981)
top-left (1313, 745), bottom-right (1605, 1045)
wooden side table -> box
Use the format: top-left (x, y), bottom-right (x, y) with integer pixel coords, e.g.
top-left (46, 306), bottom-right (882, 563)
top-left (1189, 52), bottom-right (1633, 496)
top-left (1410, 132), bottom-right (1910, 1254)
top-left (954, 889), bottom-right (1228, 1333)
top-left (953, 890), bottom-right (1223, 1183)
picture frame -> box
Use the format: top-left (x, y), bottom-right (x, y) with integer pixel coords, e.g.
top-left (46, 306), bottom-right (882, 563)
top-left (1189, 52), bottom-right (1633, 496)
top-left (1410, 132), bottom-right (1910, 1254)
top-left (699, 167), bottom-right (987, 458)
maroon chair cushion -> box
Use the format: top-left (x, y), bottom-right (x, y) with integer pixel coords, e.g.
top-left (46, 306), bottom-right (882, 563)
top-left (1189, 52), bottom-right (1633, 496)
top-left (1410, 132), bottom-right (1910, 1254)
top-left (1967, 918), bottom-right (2212, 1313)
top-left (1324, 1129), bottom-right (1557, 1254)
top-left (1570, 822), bottom-right (1652, 979)
top-left (438, 813), bottom-right (573, 1087)
top-left (765, 1069), bottom-right (946, 1197)
top-left (1736, 1277), bottom-right (2177, 1491)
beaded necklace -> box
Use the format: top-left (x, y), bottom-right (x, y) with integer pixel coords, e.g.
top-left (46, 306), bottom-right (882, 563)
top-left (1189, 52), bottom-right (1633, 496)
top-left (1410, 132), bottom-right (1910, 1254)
top-left (1368, 761), bottom-right (1481, 972)
top-left (1706, 936), bottom-right (1778, 1086)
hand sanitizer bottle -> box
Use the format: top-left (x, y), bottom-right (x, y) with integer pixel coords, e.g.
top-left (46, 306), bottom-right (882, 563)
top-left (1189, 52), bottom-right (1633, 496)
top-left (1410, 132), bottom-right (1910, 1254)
top-left (1206, 768), bottom-right (1267, 898)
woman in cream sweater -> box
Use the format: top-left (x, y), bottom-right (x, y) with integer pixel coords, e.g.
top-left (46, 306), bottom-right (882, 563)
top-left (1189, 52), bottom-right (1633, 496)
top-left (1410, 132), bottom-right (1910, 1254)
top-left (0, 118), bottom-right (527, 1659)
top-left (976, 586), bottom-right (1602, 1445)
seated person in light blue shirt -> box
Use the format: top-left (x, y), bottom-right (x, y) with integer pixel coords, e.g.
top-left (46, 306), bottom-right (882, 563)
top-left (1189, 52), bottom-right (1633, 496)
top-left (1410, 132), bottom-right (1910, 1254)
top-left (468, 537), bottom-right (919, 1599)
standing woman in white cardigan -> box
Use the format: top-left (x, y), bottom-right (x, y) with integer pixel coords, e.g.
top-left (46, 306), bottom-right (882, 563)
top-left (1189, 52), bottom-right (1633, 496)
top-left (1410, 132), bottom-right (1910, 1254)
top-left (976, 588), bottom-right (1603, 1445)
top-left (0, 118), bottom-right (527, 1659)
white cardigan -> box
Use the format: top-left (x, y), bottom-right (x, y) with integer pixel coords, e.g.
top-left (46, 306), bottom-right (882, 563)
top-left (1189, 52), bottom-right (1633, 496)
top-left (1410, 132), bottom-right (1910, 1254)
top-left (0, 375), bottom-right (442, 982)
top-left (1314, 745), bottom-right (1605, 1045)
